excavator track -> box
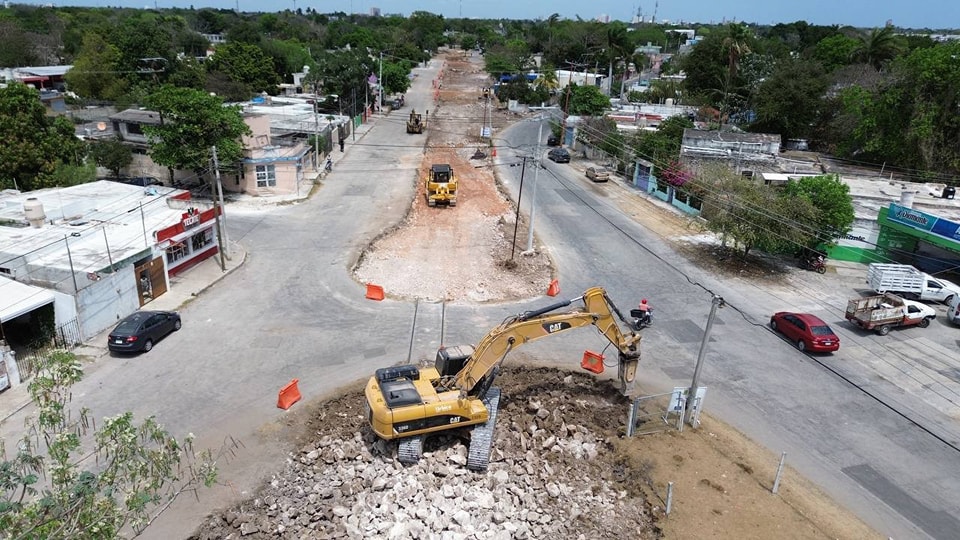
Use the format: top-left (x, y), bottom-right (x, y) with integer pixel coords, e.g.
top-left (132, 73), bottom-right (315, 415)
top-left (467, 387), bottom-right (501, 471)
top-left (398, 436), bottom-right (424, 465)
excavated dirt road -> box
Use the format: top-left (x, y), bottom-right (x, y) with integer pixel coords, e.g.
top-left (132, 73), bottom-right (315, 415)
top-left (190, 51), bottom-right (881, 540)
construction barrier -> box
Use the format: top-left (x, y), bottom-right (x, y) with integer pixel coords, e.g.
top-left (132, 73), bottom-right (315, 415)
top-left (366, 283), bottom-right (385, 301)
top-left (547, 279), bottom-right (560, 297)
top-left (277, 379), bottom-right (302, 410)
top-left (581, 351), bottom-right (604, 374)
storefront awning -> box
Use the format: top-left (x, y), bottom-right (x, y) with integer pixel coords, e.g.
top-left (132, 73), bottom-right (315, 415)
top-left (0, 277), bottom-right (55, 323)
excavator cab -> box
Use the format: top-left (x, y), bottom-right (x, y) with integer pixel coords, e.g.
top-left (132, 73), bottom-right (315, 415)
top-left (425, 163), bottom-right (457, 207)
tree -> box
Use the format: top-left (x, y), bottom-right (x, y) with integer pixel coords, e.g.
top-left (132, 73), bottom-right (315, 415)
top-left (66, 34), bottom-right (127, 100)
top-left (206, 42), bottom-right (279, 97)
top-left (722, 23), bottom-right (753, 81)
top-left (783, 174), bottom-right (855, 247)
top-left (696, 165), bottom-right (817, 257)
top-left (89, 138), bottom-right (134, 178)
top-left (0, 350), bottom-right (222, 538)
top-left (812, 34), bottom-right (859, 72)
top-left (567, 84), bottom-right (610, 116)
top-left (141, 86), bottom-right (251, 177)
top-left (750, 58), bottom-right (828, 139)
top-left (381, 61), bottom-right (412, 97)
top-left (850, 27), bottom-right (904, 71)
top-left (0, 83), bottom-right (86, 191)
top-left (629, 115), bottom-right (692, 164)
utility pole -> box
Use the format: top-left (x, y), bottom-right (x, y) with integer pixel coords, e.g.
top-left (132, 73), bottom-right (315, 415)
top-left (560, 63), bottom-right (579, 145)
top-left (140, 202), bottom-right (148, 247)
top-left (525, 115), bottom-right (544, 253)
top-left (379, 52), bottom-right (384, 117)
top-left (313, 84), bottom-right (320, 169)
top-left (511, 157), bottom-right (528, 260)
top-left (352, 87), bottom-right (357, 141)
top-left (102, 226), bottom-right (115, 272)
top-left (64, 235), bottom-right (79, 293)
top-left (211, 146), bottom-right (230, 264)
top-left (684, 295), bottom-right (724, 425)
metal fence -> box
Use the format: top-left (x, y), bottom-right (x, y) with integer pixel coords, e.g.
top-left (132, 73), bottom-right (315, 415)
top-left (626, 390), bottom-right (686, 436)
top-left (15, 318), bottom-right (83, 381)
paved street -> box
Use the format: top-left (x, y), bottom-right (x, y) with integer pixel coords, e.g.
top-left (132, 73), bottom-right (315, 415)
top-left (2, 53), bottom-right (959, 539)
top-left (494, 119), bottom-right (960, 540)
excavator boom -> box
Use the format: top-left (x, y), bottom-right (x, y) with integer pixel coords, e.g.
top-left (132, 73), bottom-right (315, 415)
top-left (450, 287), bottom-right (640, 395)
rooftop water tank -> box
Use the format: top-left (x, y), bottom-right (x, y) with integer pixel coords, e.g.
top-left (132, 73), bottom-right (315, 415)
top-left (23, 198), bottom-right (45, 228)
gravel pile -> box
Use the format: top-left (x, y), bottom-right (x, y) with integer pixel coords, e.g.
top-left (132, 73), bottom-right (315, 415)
top-left (191, 371), bottom-right (658, 540)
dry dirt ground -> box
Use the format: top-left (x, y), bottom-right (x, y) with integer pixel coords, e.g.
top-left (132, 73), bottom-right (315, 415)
top-left (190, 51), bottom-right (882, 539)
top-left (353, 52), bottom-right (553, 302)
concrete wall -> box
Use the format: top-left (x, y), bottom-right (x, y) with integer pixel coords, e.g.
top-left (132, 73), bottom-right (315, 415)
top-left (51, 289), bottom-right (78, 327)
top-left (76, 265), bottom-right (139, 340)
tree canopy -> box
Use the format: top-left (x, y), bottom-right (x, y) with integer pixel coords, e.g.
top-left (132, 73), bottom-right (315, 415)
top-left (0, 350), bottom-right (223, 538)
top-left (0, 84), bottom-right (86, 191)
top-left (142, 85), bottom-right (251, 175)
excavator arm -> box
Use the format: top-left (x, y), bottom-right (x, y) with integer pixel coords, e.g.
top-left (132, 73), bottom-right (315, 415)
top-left (449, 287), bottom-right (641, 397)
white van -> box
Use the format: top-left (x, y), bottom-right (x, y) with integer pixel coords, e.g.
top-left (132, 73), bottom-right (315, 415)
top-left (948, 294), bottom-right (960, 325)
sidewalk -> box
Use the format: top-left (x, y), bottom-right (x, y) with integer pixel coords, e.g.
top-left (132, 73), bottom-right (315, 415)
top-left (0, 241), bottom-right (247, 423)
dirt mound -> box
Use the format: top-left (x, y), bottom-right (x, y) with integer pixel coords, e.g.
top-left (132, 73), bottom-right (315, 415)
top-left (190, 366), bottom-right (661, 540)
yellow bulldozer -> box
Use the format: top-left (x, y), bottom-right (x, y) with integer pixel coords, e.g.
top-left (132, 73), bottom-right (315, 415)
top-left (406, 109), bottom-right (426, 134)
top-left (425, 164), bottom-right (457, 207)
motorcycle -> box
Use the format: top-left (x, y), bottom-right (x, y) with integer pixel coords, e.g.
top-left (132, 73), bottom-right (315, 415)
top-left (799, 256), bottom-right (827, 274)
top-left (629, 306), bottom-right (653, 330)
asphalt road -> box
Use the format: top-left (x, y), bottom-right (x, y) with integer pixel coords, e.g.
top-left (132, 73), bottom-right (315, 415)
top-left (496, 119), bottom-right (960, 540)
top-left (8, 55), bottom-right (959, 539)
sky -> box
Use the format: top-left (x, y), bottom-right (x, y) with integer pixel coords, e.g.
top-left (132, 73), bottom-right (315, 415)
top-left (16, 0), bottom-right (960, 30)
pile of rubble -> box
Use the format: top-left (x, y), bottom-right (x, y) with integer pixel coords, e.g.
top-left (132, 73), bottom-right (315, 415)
top-left (191, 368), bottom-right (660, 539)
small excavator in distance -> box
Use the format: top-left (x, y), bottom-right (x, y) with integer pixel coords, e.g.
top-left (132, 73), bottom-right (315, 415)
top-left (406, 109), bottom-right (426, 134)
top-left (425, 164), bottom-right (457, 207)
top-left (364, 287), bottom-right (642, 471)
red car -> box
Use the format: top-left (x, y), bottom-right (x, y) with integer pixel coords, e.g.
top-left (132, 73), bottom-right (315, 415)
top-left (769, 312), bottom-right (840, 352)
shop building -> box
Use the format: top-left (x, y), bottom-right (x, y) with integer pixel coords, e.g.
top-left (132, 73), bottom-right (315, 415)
top-left (0, 181), bottom-right (219, 345)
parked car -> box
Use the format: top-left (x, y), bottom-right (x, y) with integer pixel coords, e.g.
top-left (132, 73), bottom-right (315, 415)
top-left (769, 312), bottom-right (840, 352)
top-left (949, 294), bottom-right (960, 325)
top-left (108, 310), bottom-right (181, 354)
top-left (546, 134), bottom-right (560, 146)
top-left (547, 148), bottom-right (570, 163)
top-left (585, 167), bottom-right (610, 182)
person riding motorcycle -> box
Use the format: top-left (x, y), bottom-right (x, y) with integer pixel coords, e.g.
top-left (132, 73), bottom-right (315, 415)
top-left (631, 299), bottom-right (653, 329)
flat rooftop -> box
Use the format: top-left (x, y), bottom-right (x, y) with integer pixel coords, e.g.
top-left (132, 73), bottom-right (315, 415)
top-left (0, 181), bottom-right (195, 274)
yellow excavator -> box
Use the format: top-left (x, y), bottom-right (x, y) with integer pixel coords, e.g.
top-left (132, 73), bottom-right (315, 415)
top-left (364, 287), bottom-right (642, 471)
top-left (425, 164), bottom-right (457, 207)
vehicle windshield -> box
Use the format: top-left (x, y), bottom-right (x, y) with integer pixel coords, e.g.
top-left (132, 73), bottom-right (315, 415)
top-left (114, 320), bottom-right (141, 333)
top-left (811, 325), bottom-right (834, 336)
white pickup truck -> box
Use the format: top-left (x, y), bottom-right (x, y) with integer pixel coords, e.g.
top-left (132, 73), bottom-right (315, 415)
top-left (845, 293), bottom-right (937, 335)
top-left (866, 263), bottom-right (960, 303)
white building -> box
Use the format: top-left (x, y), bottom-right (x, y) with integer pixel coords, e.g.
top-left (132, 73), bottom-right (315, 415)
top-left (0, 181), bottom-right (218, 343)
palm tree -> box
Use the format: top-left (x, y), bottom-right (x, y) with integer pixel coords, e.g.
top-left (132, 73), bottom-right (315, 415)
top-left (605, 22), bottom-right (632, 98)
top-left (851, 27), bottom-right (904, 71)
top-left (722, 23), bottom-right (753, 81)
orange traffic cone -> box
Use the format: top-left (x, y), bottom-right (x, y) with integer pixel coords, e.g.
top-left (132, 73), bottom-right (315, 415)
top-left (547, 279), bottom-right (560, 297)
